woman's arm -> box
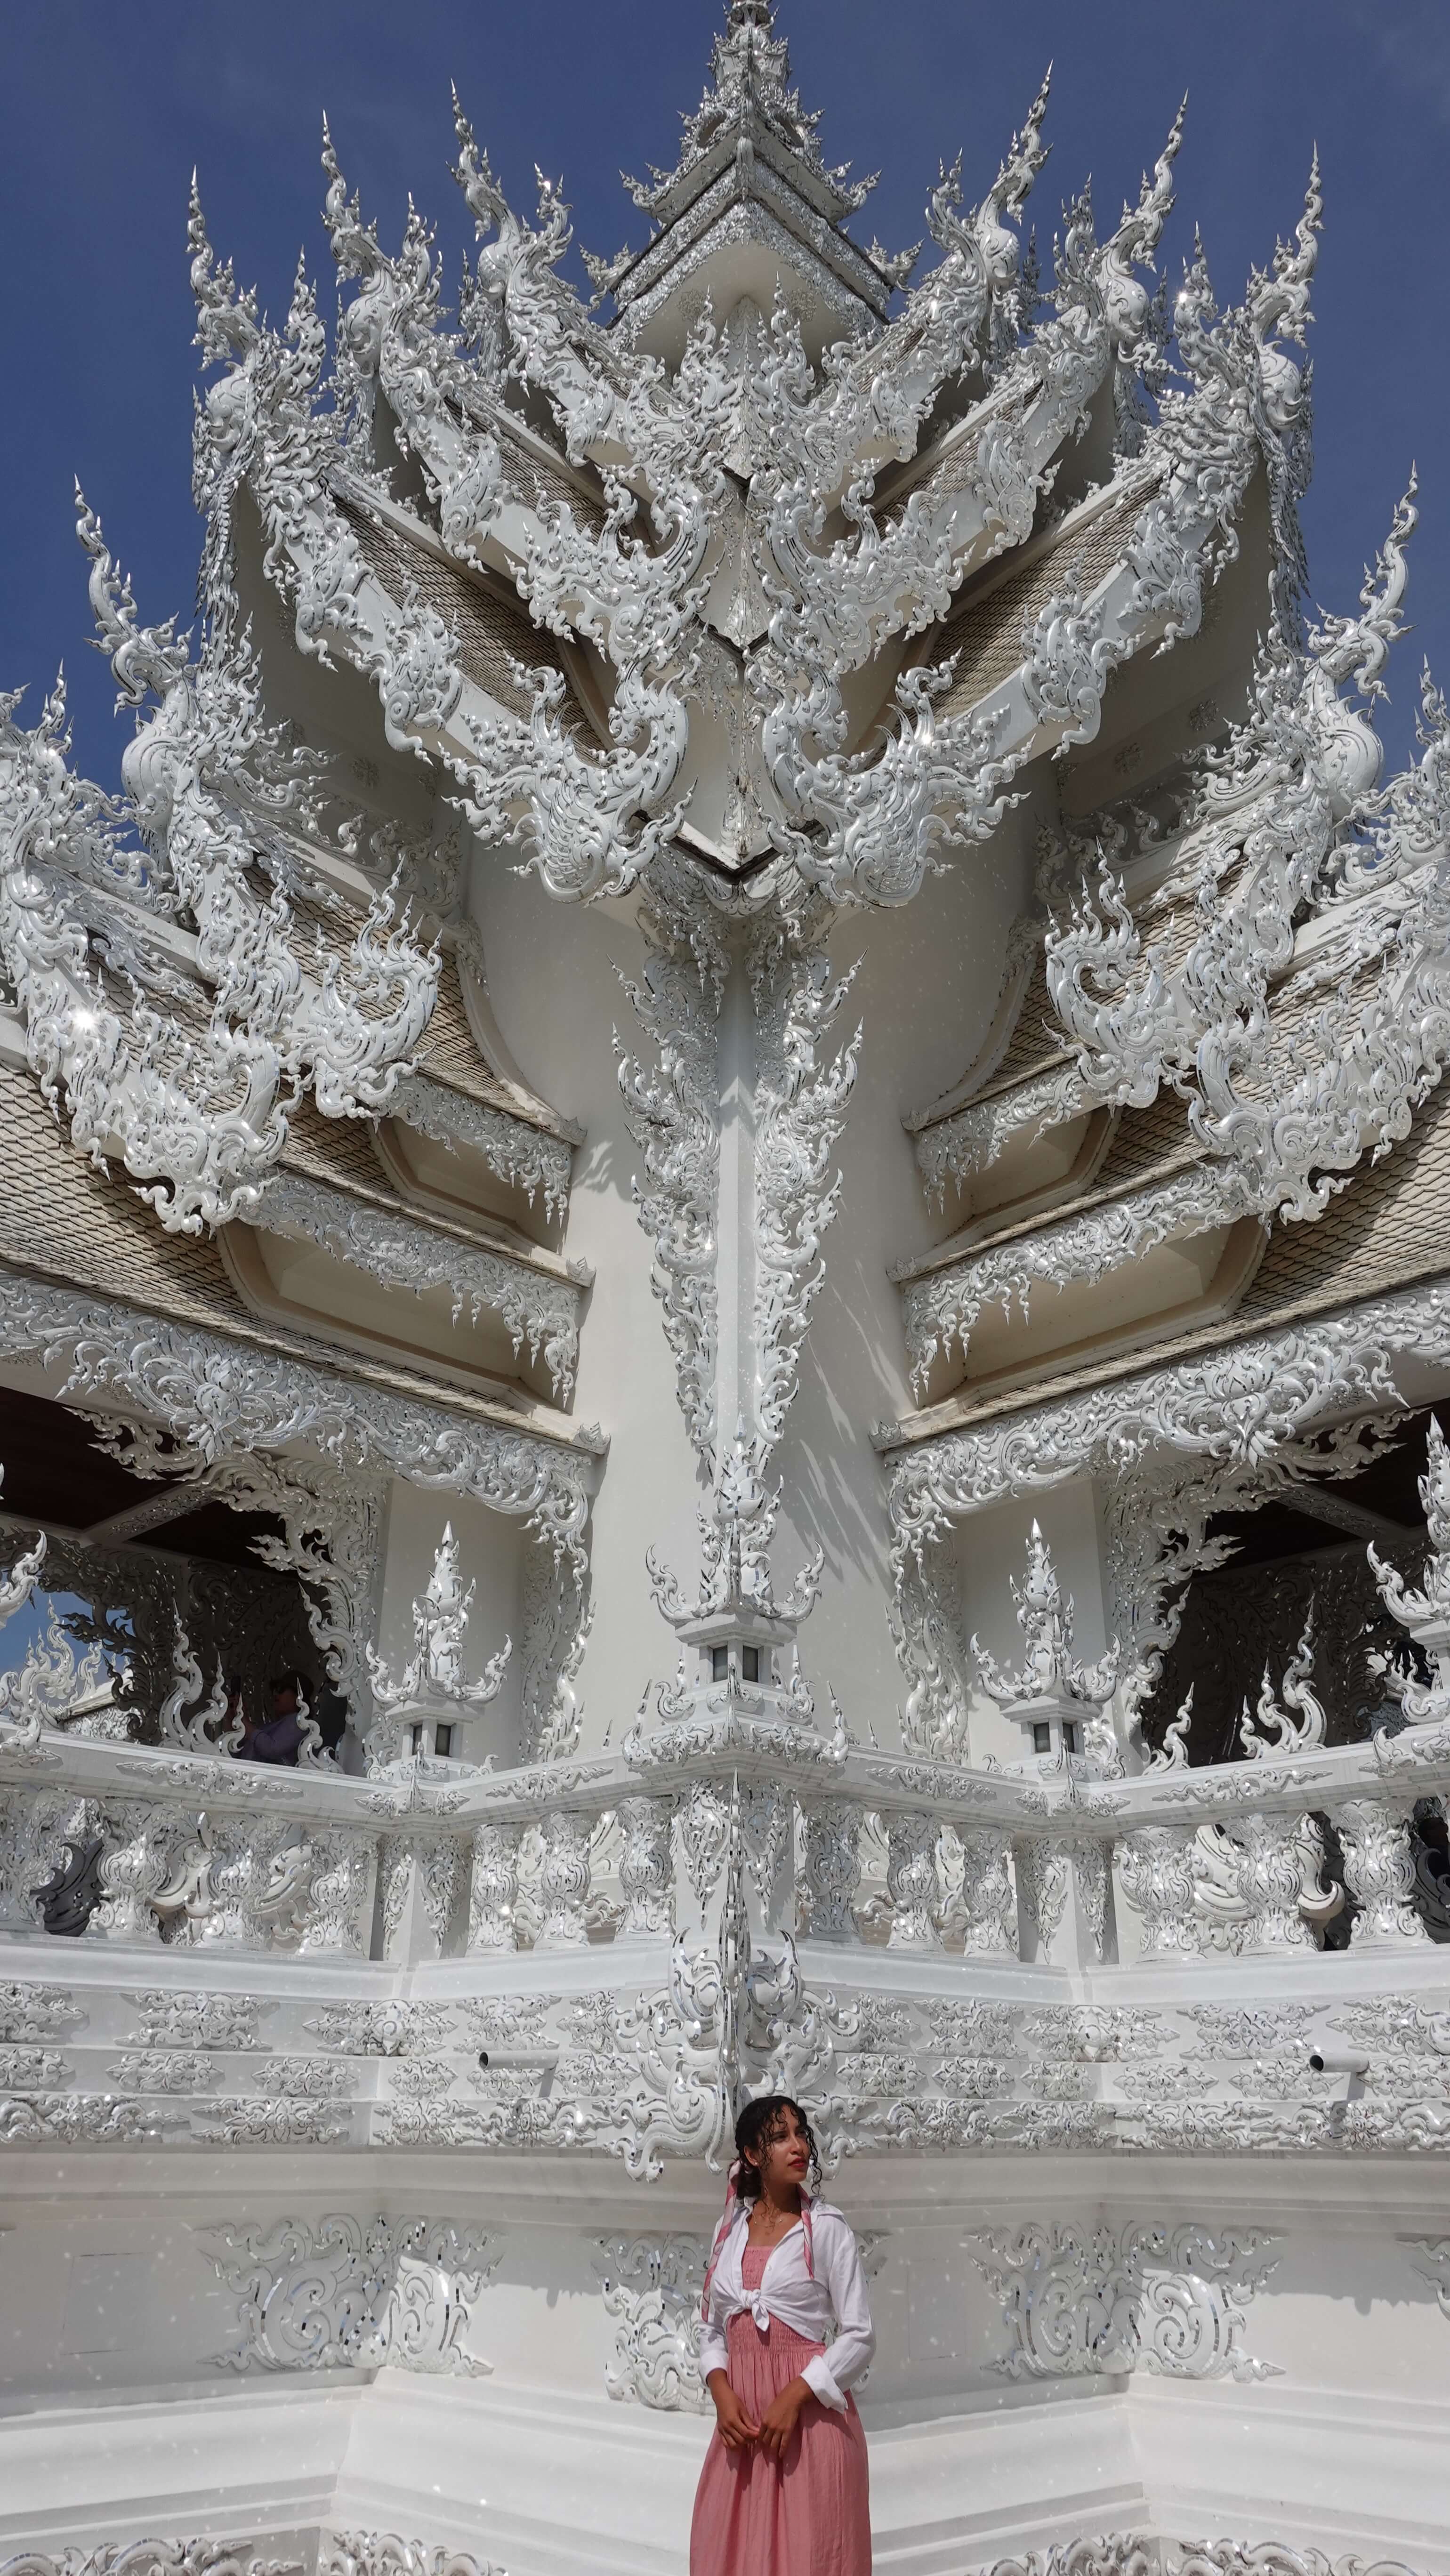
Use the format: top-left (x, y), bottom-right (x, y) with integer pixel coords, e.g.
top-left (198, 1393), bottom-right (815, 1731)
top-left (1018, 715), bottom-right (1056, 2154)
top-left (701, 2263), bottom-right (759, 2451)
top-left (706, 2367), bottom-right (760, 2451)
top-left (800, 2219), bottom-right (875, 2411)
top-left (698, 2314), bottom-right (729, 2386)
top-left (756, 2370), bottom-right (814, 2460)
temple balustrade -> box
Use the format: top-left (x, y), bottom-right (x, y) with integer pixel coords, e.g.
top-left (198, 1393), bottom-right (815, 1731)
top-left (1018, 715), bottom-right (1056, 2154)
top-left (2, 1714), bottom-right (1443, 1973)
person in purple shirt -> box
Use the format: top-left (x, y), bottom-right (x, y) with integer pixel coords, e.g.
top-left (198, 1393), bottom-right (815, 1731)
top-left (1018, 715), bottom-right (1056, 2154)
top-left (236, 1671), bottom-right (308, 1766)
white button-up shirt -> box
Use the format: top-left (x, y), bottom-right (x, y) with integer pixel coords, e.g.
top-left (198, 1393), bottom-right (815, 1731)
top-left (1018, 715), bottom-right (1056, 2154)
top-left (698, 2202), bottom-right (875, 2412)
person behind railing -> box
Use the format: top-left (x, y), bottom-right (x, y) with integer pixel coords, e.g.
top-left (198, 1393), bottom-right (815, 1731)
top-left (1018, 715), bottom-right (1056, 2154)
top-left (235, 1670), bottom-right (309, 1766)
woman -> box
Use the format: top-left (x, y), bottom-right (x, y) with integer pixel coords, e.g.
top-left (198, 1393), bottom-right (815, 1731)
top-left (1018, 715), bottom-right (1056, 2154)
top-left (691, 2094), bottom-right (873, 2576)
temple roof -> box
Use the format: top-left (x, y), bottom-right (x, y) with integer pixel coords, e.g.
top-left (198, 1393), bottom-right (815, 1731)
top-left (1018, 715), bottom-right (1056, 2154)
top-left (625, 2), bottom-right (875, 226)
top-left (2, 5), bottom-right (1440, 1555)
top-left (0, 1055), bottom-right (595, 1455)
top-left (880, 1072), bottom-right (1450, 1461)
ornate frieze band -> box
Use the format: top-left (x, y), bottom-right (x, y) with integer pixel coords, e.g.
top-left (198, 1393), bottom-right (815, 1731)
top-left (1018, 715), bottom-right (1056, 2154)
top-left (1, 2536), bottom-right (1429, 2576)
top-left (0, 1261), bottom-right (599, 1552)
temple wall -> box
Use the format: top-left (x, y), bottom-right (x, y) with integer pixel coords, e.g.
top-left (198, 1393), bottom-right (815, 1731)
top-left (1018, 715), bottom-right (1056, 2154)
top-left (469, 854), bottom-right (704, 1737)
top-left (778, 811), bottom-right (1039, 1743)
top-left (3, 2124), bottom-right (1449, 2569)
top-left (467, 798), bottom-right (1039, 1754)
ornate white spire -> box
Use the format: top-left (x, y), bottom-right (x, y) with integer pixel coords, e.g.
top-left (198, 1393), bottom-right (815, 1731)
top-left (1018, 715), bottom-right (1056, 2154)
top-left (624, 0), bottom-right (874, 222)
top-left (972, 1523), bottom-right (1123, 1773)
top-left (367, 1523), bottom-right (513, 1721)
top-left (973, 1522), bottom-right (1121, 1708)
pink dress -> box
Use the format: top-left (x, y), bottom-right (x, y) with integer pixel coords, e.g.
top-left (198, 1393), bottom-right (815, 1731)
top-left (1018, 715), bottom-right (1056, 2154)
top-left (690, 2245), bottom-right (872, 2576)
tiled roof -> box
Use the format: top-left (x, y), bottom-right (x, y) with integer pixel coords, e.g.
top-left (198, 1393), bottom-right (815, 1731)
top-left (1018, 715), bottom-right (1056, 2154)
top-left (279, 1094), bottom-right (392, 1195)
top-left (413, 952), bottom-right (513, 1103)
top-left (892, 1079), bottom-right (1450, 1449)
top-left (939, 489), bottom-right (1149, 721)
top-left (342, 502), bottom-right (593, 742)
top-left (0, 1059), bottom-right (582, 1450)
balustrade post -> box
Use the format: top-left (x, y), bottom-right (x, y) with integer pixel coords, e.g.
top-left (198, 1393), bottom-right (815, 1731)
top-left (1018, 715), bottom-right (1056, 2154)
top-left (886, 1811), bottom-right (941, 1950)
top-left (236, 1822), bottom-right (319, 1950)
top-left (1233, 1811), bottom-right (1329, 1953)
top-left (88, 1798), bottom-right (171, 1944)
top-left (298, 1827), bottom-right (375, 1954)
top-left (674, 1779), bottom-right (733, 1941)
top-left (0, 1786), bottom-right (59, 1932)
top-left (467, 1822), bottom-right (521, 1953)
top-left (958, 1826), bottom-right (1018, 1956)
top-left (191, 1812), bottom-right (269, 1947)
top-left (1015, 1831), bottom-right (1112, 1966)
top-left (1333, 1796), bottom-right (1430, 1945)
top-left (800, 1798), bottom-right (862, 1942)
top-left (537, 1810), bottom-right (591, 1948)
top-left (617, 1796), bottom-right (672, 1937)
top-left (420, 1835), bottom-right (467, 1956)
top-left (377, 1833), bottom-right (411, 1962)
top-left (378, 1831), bottom-right (467, 1963)
top-left (739, 1784), bottom-right (794, 1938)
top-left (1116, 1824), bottom-right (1204, 1962)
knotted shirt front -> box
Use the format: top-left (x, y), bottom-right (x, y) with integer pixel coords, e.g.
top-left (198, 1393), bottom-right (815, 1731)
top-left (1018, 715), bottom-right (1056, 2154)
top-left (696, 2202), bottom-right (875, 2411)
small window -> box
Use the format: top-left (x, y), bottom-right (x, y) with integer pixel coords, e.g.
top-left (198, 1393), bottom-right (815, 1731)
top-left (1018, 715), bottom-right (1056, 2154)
top-left (741, 1646), bottom-right (759, 1682)
top-left (1032, 1722), bottom-right (1051, 1754)
top-left (1063, 1722), bottom-right (1079, 1755)
top-left (711, 1646), bottom-right (729, 1681)
top-left (411, 1722), bottom-right (424, 1752)
top-left (435, 1723), bottom-right (453, 1758)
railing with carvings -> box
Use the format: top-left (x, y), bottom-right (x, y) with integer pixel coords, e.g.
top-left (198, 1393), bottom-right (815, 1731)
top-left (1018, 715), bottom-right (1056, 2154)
top-left (2, 1698), bottom-right (1447, 2165)
top-left (6, 1425), bottom-right (1447, 1978)
top-left (1, 1704), bottom-right (1446, 1969)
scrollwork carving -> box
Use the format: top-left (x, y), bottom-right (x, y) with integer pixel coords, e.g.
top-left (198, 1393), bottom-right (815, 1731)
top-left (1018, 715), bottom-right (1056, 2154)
top-left (195, 2212), bottom-right (499, 2375)
top-left (594, 2232), bottom-right (709, 2412)
top-left (972, 2222), bottom-right (1280, 2382)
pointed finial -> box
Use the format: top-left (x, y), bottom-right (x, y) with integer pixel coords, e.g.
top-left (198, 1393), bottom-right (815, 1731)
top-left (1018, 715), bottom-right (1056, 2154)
top-left (991, 63), bottom-right (1053, 221)
top-left (187, 169), bottom-right (212, 286)
top-left (1248, 145), bottom-right (1323, 352)
top-left (451, 83), bottom-right (508, 233)
top-left (1101, 97), bottom-right (1185, 357)
top-left (1129, 93), bottom-right (1186, 245)
top-left (1309, 466), bottom-right (1418, 700)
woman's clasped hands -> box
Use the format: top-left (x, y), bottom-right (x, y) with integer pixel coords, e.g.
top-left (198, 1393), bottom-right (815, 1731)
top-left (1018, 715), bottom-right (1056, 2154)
top-left (708, 2370), bottom-right (811, 2463)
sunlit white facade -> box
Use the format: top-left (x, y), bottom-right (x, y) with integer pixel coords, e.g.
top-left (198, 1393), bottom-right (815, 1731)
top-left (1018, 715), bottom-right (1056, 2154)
top-left (1, 9), bottom-right (1450, 2572)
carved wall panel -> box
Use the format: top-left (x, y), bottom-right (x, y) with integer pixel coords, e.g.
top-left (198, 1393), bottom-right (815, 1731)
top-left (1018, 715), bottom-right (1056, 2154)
top-left (195, 2212), bottom-right (499, 2375)
top-left (593, 2233), bottom-right (709, 2412)
top-left (972, 2222), bottom-right (1281, 2383)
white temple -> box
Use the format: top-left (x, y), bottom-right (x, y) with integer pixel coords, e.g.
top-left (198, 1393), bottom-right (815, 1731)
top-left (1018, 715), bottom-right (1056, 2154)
top-left (2, 7), bottom-right (1450, 2570)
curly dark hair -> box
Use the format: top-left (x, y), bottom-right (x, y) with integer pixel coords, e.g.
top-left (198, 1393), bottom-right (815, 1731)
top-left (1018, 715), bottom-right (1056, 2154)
top-left (733, 2093), bottom-right (822, 2200)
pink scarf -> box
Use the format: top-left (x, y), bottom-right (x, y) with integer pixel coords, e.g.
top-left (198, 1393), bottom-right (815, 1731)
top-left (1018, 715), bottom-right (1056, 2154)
top-left (701, 2159), bottom-right (815, 2320)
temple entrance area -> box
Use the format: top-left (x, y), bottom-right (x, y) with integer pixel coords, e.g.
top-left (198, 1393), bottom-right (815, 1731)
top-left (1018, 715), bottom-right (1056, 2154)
top-left (1133, 1401), bottom-right (1450, 1944)
top-left (0, 1384), bottom-right (344, 1759)
top-left (1139, 1404), bottom-right (1447, 1766)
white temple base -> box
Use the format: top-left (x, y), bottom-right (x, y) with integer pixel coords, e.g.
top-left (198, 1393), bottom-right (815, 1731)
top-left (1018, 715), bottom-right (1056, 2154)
top-left (3, 2139), bottom-right (1449, 2575)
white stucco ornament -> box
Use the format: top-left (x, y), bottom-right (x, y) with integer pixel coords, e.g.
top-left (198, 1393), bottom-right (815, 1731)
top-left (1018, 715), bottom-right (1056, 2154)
top-left (2, 1), bottom-right (1450, 2565)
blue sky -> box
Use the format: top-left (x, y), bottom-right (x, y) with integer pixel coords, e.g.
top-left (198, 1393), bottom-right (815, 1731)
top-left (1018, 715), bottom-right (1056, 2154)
top-left (2, 0), bottom-right (1445, 786)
